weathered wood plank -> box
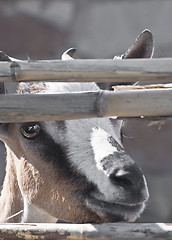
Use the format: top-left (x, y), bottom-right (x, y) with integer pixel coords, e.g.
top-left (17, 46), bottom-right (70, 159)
top-left (0, 223), bottom-right (171, 240)
top-left (0, 62), bottom-right (12, 82)
top-left (0, 88), bottom-right (171, 122)
top-left (1, 58), bottom-right (172, 83)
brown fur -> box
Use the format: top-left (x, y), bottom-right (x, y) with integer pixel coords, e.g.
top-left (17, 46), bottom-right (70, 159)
top-left (0, 147), bottom-right (23, 222)
top-left (0, 123), bottom-right (101, 223)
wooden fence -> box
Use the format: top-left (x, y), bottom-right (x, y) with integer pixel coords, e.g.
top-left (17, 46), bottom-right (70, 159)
top-left (0, 223), bottom-right (172, 240)
top-left (0, 59), bottom-right (172, 122)
top-left (0, 58), bottom-right (172, 239)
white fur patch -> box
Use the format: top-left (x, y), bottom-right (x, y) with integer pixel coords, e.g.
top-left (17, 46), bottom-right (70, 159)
top-left (90, 127), bottom-right (117, 171)
top-left (45, 82), bottom-right (99, 94)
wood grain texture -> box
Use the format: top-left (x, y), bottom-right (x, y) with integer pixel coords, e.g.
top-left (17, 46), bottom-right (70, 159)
top-left (0, 223), bottom-right (171, 240)
top-left (0, 58), bottom-right (172, 83)
top-left (0, 88), bottom-right (171, 122)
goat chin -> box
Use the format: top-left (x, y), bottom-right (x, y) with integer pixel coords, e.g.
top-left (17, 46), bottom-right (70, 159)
top-left (85, 196), bottom-right (146, 223)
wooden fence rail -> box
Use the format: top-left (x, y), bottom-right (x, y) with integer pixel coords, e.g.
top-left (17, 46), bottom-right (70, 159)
top-left (0, 58), bottom-right (172, 83)
top-left (0, 87), bottom-right (171, 122)
top-left (0, 58), bottom-right (172, 122)
top-left (0, 223), bottom-right (172, 240)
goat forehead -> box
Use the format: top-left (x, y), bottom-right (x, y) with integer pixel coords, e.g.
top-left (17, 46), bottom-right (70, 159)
top-left (18, 82), bottom-right (100, 95)
top-left (42, 121), bottom-right (66, 143)
top-left (42, 117), bottom-right (121, 154)
top-left (42, 117), bottom-right (119, 142)
top-left (45, 82), bottom-right (100, 93)
top-left (66, 117), bottom-right (120, 144)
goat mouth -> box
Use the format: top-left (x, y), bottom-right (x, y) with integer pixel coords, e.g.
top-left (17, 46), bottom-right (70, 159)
top-left (85, 195), bottom-right (145, 222)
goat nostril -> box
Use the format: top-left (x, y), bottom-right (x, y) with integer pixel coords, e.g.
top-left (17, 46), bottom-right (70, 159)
top-left (110, 173), bottom-right (134, 187)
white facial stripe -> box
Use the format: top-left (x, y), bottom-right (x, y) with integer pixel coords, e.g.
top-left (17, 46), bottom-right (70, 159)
top-left (90, 127), bottom-right (117, 171)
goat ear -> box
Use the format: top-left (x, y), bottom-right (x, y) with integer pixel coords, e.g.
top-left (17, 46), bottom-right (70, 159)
top-left (61, 48), bottom-right (76, 60)
top-left (119, 29), bottom-right (154, 59)
top-left (0, 51), bottom-right (12, 62)
top-left (0, 51), bottom-right (21, 62)
top-left (0, 51), bottom-right (11, 94)
top-left (0, 52), bottom-right (9, 137)
top-left (0, 52), bottom-right (18, 136)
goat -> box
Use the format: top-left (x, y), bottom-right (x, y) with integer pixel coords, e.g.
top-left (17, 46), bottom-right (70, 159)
top-left (0, 30), bottom-right (153, 223)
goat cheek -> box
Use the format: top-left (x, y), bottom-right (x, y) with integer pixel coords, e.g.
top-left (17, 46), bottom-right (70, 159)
top-left (16, 158), bottom-right (41, 202)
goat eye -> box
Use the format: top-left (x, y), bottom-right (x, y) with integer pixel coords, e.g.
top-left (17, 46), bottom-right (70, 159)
top-left (20, 123), bottom-right (41, 139)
